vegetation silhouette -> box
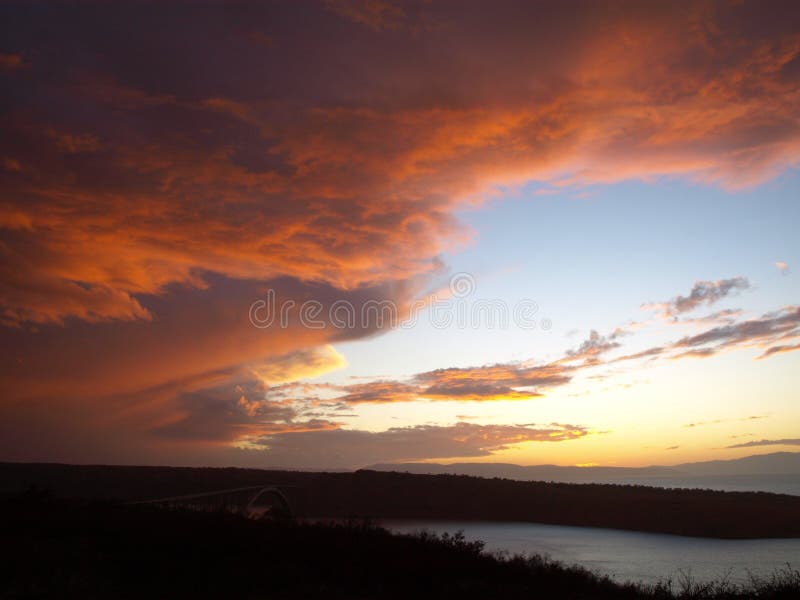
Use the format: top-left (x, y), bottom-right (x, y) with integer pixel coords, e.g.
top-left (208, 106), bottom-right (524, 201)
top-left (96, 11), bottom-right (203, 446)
top-left (1, 491), bottom-right (798, 599)
top-left (2, 463), bottom-right (800, 538)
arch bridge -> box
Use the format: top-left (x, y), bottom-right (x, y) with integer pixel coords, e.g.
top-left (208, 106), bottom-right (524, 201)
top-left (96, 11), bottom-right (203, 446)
top-left (129, 485), bottom-right (293, 519)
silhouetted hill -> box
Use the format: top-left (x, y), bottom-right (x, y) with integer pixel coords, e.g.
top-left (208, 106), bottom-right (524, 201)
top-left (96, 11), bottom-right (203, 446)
top-left (368, 461), bottom-right (682, 481)
top-left (367, 452), bottom-right (800, 494)
top-left (2, 462), bottom-right (800, 538)
top-left (676, 452), bottom-right (800, 475)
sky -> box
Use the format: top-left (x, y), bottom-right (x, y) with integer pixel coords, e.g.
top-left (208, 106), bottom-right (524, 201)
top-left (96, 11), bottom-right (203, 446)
top-left (1, 0), bottom-right (799, 469)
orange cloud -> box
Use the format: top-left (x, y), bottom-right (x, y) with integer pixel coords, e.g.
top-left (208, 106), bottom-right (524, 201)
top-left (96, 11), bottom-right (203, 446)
top-left (297, 333), bottom-right (604, 406)
top-left (2, 1), bottom-right (800, 465)
top-left (0, 53), bottom-right (22, 69)
top-left (315, 301), bottom-right (800, 411)
top-left (325, 0), bottom-right (408, 32)
top-left (757, 342), bottom-right (800, 359)
top-left (334, 380), bottom-right (420, 404)
top-left (249, 346), bottom-right (347, 386)
top-left (1, 2), bottom-right (799, 327)
top-left (237, 421), bottom-right (592, 469)
top-left (416, 363), bottom-right (570, 401)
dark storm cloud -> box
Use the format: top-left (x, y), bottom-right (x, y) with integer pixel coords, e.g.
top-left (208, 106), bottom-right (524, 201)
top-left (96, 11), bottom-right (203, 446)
top-left (2, 0), bottom-right (800, 463)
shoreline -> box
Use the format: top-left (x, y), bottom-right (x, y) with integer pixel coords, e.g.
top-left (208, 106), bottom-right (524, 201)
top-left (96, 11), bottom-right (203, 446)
top-left (3, 462), bottom-right (800, 539)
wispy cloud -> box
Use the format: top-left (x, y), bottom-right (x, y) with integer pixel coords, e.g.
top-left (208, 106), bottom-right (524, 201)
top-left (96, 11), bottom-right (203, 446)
top-left (725, 438), bottom-right (800, 449)
top-left (237, 421), bottom-right (593, 468)
top-left (643, 278), bottom-right (751, 320)
top-left (563, 330), bottom-right (623, 362)
top-left (308, 329), bottom-right (615, 405)
top-left (618, 305), bottom-right (800, 365)
top-left (262, 300), bottom-right (800, 413)
top-left (672, 306), bottom-right (800, 358)
top-left (325, 0), bottom-right (411, 32)
top-left (775, 261), bottom-right (790, 275)
top-left (757, 342), bottom-right (800, 359)
top-left (684, 415), bottom-right (767, 429)
top-left (333, 381), bottom-right (421, 404)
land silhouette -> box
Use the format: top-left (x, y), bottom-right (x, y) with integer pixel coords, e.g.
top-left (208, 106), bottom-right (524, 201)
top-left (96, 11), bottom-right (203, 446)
top-left (2, 489), bottom-right (799, 599)
top-left (2, 459), bottom-right (800, 538)
top-left (369, 452), bottom-right (800, 494)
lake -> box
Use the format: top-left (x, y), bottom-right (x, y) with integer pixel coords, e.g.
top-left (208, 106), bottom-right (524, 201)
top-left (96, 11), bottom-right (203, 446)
top-left (382, 520), bottom-right (800, 585)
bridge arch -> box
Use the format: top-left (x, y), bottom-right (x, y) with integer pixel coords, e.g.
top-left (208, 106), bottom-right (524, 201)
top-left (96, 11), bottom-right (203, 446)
top-left (129, 484), bottom-right (294, 519)
top-left (244, 486), bottom-right (293, 519)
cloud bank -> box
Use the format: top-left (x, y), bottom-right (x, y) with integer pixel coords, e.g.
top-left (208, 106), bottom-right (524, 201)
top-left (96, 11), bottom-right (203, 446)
top-left (2, 1), bottom-right (800, 465)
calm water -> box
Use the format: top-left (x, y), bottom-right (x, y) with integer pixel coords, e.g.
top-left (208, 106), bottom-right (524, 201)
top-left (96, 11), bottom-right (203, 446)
top-left (383, 520), bottom-right (800, 585)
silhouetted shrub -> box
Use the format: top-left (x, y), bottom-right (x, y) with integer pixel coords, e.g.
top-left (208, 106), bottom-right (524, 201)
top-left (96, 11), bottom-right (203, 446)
top-left (0, 494), bottom-right (797, 599)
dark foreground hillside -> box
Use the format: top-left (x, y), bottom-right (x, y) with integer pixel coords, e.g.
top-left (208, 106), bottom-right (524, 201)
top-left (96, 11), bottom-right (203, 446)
top-left (1, 493), bottom-right (799, 600)
top-left (2, 463), bottom-right (800, 538)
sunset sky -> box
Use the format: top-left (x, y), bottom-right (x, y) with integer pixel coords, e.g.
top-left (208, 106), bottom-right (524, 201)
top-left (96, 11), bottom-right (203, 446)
top-left (1, 0), bottom-right (799, 469)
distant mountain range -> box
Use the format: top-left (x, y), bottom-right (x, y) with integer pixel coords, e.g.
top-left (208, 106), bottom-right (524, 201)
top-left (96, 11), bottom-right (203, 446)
top-left (674, 452), bottom-right (800, 475)
top-left (367, 452), bottom-right (800, 495)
